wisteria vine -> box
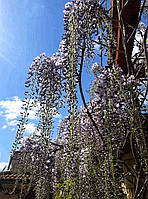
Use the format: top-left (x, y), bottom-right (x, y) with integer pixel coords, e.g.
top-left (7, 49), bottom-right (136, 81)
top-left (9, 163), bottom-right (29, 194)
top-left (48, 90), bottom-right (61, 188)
top-left (9, 0), bottom-right (148, 199)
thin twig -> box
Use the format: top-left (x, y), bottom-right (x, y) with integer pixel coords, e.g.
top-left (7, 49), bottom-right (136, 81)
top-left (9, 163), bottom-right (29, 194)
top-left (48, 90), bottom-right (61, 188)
top-left (137, 177), bottom-right (148, 198)
top-left (133, 166), bottom-right (142, 199)
top-left (50, 141), bottom-right (63, 149)
top-left (144, 27), bottom-right (148, 72)
top-left (140, 78), bottom-right (148, 108)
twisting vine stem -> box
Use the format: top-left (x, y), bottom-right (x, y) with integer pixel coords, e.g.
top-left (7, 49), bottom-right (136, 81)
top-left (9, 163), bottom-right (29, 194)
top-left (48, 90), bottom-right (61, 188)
top-left (78, 38), bottom-right (104, 143)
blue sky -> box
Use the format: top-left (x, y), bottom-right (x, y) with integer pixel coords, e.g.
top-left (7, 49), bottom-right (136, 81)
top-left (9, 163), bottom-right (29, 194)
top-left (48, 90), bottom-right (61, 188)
top-left (0, 0), bottom-right (146, 171)
top-left (0, 0), bottom-right (95, 170)
top-left (0, 0), bottom-right (71, 169)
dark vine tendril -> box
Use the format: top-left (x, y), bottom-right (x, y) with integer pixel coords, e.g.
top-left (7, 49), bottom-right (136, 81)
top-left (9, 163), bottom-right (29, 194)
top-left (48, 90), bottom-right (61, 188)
top-left (78, 38), bottom-right (104, 143)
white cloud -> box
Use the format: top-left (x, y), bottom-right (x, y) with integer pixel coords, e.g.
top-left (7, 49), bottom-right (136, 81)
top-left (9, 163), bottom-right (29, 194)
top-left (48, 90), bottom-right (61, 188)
top-left (0, 96), bottom-right (38, 121)
top-left (0, 162), bottom-right (8, 171)
top-left (0, 96), bottom-right (22, 120)
top-left (8, 120), bottom-right (18, 126)
top-left (0, 96), bottom-right (39, 133)
top-left (2, 125), bottom-right (7, 129)
top-left (0, 96), bottom-right (61, 135)
top-left (24, 123), bottom-right (36, 135)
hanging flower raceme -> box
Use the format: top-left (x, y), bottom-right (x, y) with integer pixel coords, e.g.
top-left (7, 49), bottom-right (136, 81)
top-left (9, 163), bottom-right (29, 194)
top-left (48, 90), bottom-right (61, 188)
top-left (53, 66), bottom-right (148, 199)
top-left (10, 0), bottom-right (148, 198)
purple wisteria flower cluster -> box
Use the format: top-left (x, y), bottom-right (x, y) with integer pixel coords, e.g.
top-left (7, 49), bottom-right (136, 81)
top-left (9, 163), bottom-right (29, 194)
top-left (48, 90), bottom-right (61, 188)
top-left (52, 66), bottom-right (147, 199)
top-left (19, 66), bottom-right (147, 198)
top-left (11, 0), bottom-right (147, 198)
